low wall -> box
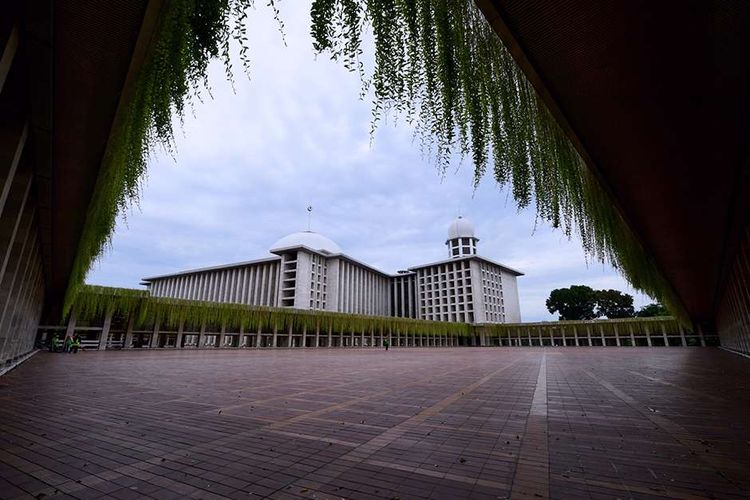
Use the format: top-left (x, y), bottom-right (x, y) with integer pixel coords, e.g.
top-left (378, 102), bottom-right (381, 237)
top-left (35, 286), bottom-right (716, 350)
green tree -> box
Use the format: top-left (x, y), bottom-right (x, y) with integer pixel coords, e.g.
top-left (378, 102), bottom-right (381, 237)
top-left (596, 289), bottom-right (634, 318)
top-left (636, 302), bottom-right (669, 317)
top-left (546, 286), bottom-right (599, 320)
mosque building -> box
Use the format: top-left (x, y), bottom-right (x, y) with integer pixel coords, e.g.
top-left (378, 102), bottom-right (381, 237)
top-left (142, 217), bottom-right (523, 324)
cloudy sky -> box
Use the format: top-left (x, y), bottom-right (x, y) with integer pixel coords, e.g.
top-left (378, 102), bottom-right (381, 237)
top-left (87, 3), bottom-right (652, 321)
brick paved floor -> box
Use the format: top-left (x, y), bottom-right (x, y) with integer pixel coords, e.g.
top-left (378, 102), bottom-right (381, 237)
top-left (1, 348), bottom-right (749, 500)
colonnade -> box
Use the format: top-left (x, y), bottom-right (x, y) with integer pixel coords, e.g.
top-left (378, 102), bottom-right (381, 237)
top-left (43, 311), bottom-right (462, 350)
top-left (38, 310), bottom-right (716, 351)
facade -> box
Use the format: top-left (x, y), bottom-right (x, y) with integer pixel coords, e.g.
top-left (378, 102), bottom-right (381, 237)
top-left (143, 217), bottom-right (523, 324)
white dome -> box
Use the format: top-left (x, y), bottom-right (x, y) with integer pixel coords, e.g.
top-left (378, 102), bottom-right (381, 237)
top-left (447, 216), bottom-right (476, 241)
top-left (270, 231), bottom-right (342, 254)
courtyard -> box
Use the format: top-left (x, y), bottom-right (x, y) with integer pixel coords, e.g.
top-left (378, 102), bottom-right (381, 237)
top-left (1, 348), bottom-right (749, 500)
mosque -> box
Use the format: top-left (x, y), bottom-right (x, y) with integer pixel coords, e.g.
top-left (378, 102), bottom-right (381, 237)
top-left (142, 217), bottom-right (523, 324)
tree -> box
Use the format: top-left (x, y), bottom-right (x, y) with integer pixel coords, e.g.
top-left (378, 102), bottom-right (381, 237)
top-left (636, 302), bottom-right (669, 317)
top-left (546, 286), bottom-right (599, 320)
top-left (596, 289), bottom-right (634, 318)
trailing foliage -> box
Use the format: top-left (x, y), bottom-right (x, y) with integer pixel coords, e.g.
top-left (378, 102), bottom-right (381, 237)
top-left (71, 286), bottom-right (473, 337)
top-left (309, 0), bottom-right (689, 326)
top-left (64, 0), bottom-right (280, 314)
top-left (72, 286), bottom-right (682, 344)
top-left (65, 0), bottom-right (688, 329)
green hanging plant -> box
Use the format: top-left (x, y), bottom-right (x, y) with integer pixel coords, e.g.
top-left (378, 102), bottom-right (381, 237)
top-left (71, 285), bottom-right (473, 337)
top-left (65, 0), bottom-right (688, 329)
top-left (63, 0), bottom-right (283, 315)
top-left (309, 0), bottom-right (689, 327)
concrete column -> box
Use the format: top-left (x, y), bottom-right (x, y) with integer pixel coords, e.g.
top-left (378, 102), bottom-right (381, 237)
top-left (315, 323), bottom-right (320, 348)
top-left (327, 324), bottom-right (332, 348)
top-left (586, 325), bottom-right (592, 346)
top-left (272, 325), bottom-right (278, 348)
top-left (150, 320), bottom-right (161, 348)
top-left (301, 324), bottom-right (307, 348)
top-left (176, 320), bottom-right (185, 348)
top-left (629, 324), bottom-right (635, 347)
top-left (645, 323), bottom-right (652, 347)
top-left (98, 308), bottom-right (113, 350)
top-left (65, 311), bottom-right (76, 344)
top-left (614, 325), bottom-right (621, 347)
top-left (349, 330), bottom-right (354, 348)
top-left (599, 324), bottom-right (605, 346)
top-left (698, 324), bottom-right (706, 347)
top-left (1, 22), bottom-right (20, 93)
top-left (661, 322), bottom-right (668, 345)
top-left (256, 324), bottom-right (262, 348)
top-left (123, 315), bottom-right (135, 349)
top-left (368, 327), bottom-right (373, 347)
top-left (678, 323), bottom-right (687, 347)
top-left (288, 324), bottom-right (294, 347)
top-left (198, 322), bottom-right (205, 348)
top-left (218, 323), bottom-right (226, 348)
top-left (361, 328), bottom-right (366, 347)
top-left (238, 324), bottom-right (245, 347)
top-left (388, 327), bottom-right (393, 347)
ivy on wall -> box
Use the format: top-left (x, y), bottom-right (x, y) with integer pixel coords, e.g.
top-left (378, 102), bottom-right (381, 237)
top-left (66, 0), bottom-right (689, 327)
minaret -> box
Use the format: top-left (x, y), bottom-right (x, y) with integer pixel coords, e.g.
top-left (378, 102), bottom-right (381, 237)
top-left (446, 216), bottom-right (478, 258)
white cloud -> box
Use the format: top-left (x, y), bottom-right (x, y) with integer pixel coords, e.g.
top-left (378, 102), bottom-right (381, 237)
top-left (86, 1), bottom-right (654, 321)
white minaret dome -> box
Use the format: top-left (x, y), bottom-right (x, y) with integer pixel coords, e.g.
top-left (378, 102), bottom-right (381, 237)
top-left (270, 231), bottom-right (342, 254)
top-left (446, 216), bottom-right (476, 241)
top-left (446, 216), bottom-right (479, 258)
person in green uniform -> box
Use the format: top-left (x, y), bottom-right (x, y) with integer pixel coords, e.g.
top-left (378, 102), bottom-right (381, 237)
top-left (49, 333), bottom-right (60, 352)
top-left (383, 339), bottom-right (389, 351)
top-left (71, 334), bottom-right (81, 354)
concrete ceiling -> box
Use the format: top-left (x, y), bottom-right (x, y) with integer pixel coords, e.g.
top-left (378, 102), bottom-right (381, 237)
top-left (478, 0), bottom-right (750, 329)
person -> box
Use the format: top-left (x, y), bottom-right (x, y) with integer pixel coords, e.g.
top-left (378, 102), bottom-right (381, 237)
top-left (49, 333), bottom-right (60, 352)
top-left (71, 334), bottom-right (81, 354)
top-left (64, 335), bottom-right (73, 353)
top-left (383, 339), bottom-right (389, 351)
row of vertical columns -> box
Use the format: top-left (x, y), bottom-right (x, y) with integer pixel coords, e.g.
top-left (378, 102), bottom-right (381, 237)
top-left (59, 311), bottom-right (701, 350)
top-left (0, 62), bottom-right (46, 367)
top-left (149, 262), bottom-right (279, 306)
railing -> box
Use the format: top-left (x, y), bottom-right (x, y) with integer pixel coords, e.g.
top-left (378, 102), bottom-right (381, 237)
top-left (479, 317), bottom-right (717, 347)
top-left (36, 315), bottom-right (718, 350)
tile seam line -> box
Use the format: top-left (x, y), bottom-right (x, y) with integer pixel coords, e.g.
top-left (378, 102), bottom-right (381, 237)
top-left (581, 368), bottom-right (748, 490)
top-left (276, 355), bottom-right (534, 496)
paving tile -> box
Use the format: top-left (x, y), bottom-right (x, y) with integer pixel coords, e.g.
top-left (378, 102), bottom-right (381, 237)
top-left (0, 348), bottom-right (749, 499)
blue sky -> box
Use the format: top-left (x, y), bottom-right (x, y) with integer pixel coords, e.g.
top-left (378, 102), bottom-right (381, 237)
top-left (87, 3), bottom-right (651, 321)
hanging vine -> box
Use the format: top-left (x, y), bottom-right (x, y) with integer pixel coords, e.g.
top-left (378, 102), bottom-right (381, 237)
top-left (64, 0), bottom-right (280, 314)
top-left (309, 0), bottom-right (688, 326)
top-left (65, 0), bottom-right (688, 327)
top-left (72, 286), bottom-right (473, 337)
